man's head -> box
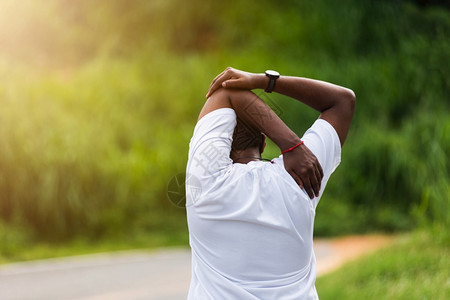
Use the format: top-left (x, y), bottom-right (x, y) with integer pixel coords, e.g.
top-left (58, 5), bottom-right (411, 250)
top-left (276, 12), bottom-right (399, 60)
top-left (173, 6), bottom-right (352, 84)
top-left (230, 118), bottom-right (266, 162)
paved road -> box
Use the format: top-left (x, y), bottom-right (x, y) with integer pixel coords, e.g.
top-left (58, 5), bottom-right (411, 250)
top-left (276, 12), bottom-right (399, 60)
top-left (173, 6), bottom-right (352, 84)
top-left (0, 240), bottom-right (354, 300)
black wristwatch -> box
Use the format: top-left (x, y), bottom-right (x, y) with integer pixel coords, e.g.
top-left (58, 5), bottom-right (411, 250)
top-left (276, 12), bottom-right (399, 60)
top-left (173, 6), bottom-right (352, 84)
top-left (264, 70), bottom-right (280, 93)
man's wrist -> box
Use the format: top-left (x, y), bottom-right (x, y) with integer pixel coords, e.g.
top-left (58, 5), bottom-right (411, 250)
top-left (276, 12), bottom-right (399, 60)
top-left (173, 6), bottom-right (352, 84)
top-left (275, 133), bottom-right (302, 153)
top-left (252, 73), bottom-right (269, 90)
top-left (281, 141), bottom-right (304, 154)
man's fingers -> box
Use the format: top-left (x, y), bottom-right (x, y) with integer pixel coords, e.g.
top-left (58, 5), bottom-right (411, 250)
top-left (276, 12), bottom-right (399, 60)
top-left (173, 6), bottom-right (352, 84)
top-left (317, 159), bottom-right (324, 179)
top-left (291, 168), bottom-right (315, 199)
top-left (206, 70), bottom-right (227, 97)
top-left (206, 69), bottom-right (237, 98)
top-left (206, 85), bottom-right (219, 98)
top-left (313, 165), bottom-right (322, 196)
top-left (302, 178), bottom-right (315, 199)
top-left (289, 170), bottom-right (304, 190)
top-left (313, 159), bottom-right (323, 197)
top-left (206, 73), bottom-right (226, 98)
top-left (311, 172), bottom-right (321, 197)
top-left (309, 164), bottom-right (322, 198)
top-left (222, 79), bottom-right (241, 89)
top-left (206, 78), bottom-right (242, 98)
top-left (209, 71), bottom-right (225, 88)
top-left (296, 165), bottom-right (316, 199)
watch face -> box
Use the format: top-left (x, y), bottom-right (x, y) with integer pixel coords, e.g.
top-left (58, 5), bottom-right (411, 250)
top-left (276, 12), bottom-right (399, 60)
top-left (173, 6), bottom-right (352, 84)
top-left (266, 70), bottom-right (280, 77)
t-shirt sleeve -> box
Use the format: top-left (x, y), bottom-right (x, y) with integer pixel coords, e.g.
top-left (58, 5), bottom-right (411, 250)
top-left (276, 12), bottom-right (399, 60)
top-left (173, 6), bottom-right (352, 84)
top-left (186, 108), bottom-right (236, 190)
top-left (301, 119), bottom-right (342, 208)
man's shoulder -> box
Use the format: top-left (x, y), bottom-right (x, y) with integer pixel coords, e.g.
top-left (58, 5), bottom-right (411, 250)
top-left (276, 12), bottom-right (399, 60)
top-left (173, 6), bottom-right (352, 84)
top-left (302, 118), bottom-right (342, 180)
top-left (307, 119), bottom-right (340, 139)
top-left (197, 107), bottom-right (235, 125)
top-left (191, 107), bottom-right (236, 142)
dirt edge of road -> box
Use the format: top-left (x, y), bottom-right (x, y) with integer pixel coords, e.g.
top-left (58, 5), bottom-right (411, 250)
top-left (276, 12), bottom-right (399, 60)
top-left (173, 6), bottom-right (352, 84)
top-left (315, 234), bottom-right (395, 276)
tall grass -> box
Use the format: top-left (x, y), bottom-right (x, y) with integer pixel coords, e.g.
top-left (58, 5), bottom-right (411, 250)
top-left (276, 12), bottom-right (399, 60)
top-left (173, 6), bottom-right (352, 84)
top-left (0, 53), bottom-right (210, 240)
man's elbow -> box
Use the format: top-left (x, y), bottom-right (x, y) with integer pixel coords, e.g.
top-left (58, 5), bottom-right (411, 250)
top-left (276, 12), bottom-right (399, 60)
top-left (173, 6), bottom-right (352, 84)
top-left (342, 88), bottom-right (356, 115)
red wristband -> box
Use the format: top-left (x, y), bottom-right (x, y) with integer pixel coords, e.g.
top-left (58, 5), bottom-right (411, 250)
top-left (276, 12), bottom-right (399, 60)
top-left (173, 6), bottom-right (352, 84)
top-left (281, 141), bottom-right (304, 154)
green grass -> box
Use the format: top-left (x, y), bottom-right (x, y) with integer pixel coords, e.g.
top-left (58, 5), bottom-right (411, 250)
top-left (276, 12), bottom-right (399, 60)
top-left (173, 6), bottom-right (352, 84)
top-left (0, 220), bottom-right (189, 264)
top-left (316, 231), bottom-right (449, 300)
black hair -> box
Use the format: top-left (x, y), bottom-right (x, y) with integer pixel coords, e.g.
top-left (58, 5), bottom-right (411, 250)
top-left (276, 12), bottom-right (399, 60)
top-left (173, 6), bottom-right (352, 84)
top-left (231, 118), bottom-right (265, 152)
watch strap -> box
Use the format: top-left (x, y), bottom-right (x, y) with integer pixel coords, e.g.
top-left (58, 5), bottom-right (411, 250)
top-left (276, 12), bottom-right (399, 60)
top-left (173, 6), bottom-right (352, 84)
top-left (264, 70), bottom-right (279, 93)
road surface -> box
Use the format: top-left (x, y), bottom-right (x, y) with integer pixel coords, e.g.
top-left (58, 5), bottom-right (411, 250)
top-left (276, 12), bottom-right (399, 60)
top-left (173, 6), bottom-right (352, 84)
top-left (0, 235), bottom-right (392, 300)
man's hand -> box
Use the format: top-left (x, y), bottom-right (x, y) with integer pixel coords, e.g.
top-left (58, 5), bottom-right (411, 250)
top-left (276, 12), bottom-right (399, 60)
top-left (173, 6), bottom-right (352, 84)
top-left (283, 144), bottom-right (324, 199)
top-left (206, 67), bottom-right (266, 98)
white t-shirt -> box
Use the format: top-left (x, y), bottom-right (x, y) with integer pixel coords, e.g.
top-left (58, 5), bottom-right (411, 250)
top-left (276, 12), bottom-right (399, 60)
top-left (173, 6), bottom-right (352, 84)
top-left (186, 108), bottom-right (341, 299)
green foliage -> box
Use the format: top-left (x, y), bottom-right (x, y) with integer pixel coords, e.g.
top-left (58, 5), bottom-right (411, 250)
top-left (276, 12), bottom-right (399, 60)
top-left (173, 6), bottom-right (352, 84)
top-left (316, 231), bottom-right (450, 299)
top-left (0, 221), bottom-right (33, 260)
top-left (0, 218), bottom-right (188, 264)
top-left (0, 0), bottom-right (448, 243)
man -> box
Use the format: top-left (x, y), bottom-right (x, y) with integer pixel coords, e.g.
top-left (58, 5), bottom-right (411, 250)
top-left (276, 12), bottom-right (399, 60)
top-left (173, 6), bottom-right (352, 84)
top-left (185, 67), bottom-right (355, 299)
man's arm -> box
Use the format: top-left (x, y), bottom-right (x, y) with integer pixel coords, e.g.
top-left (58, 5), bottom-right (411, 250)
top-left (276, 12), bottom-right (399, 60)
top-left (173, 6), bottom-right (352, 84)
top-left (206, 67), bottom-right (356, 146)
top-left (199, 88), bottom-right (323, 199)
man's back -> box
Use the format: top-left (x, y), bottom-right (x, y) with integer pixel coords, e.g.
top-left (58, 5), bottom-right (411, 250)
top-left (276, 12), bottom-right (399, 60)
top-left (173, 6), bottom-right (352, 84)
top-left (186, 108), bottom-right (341, 299)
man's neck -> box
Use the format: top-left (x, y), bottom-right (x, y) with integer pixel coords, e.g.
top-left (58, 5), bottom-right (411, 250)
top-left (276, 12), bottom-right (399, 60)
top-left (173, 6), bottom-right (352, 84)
top-left (231, 149), bottom-right (261, 164)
